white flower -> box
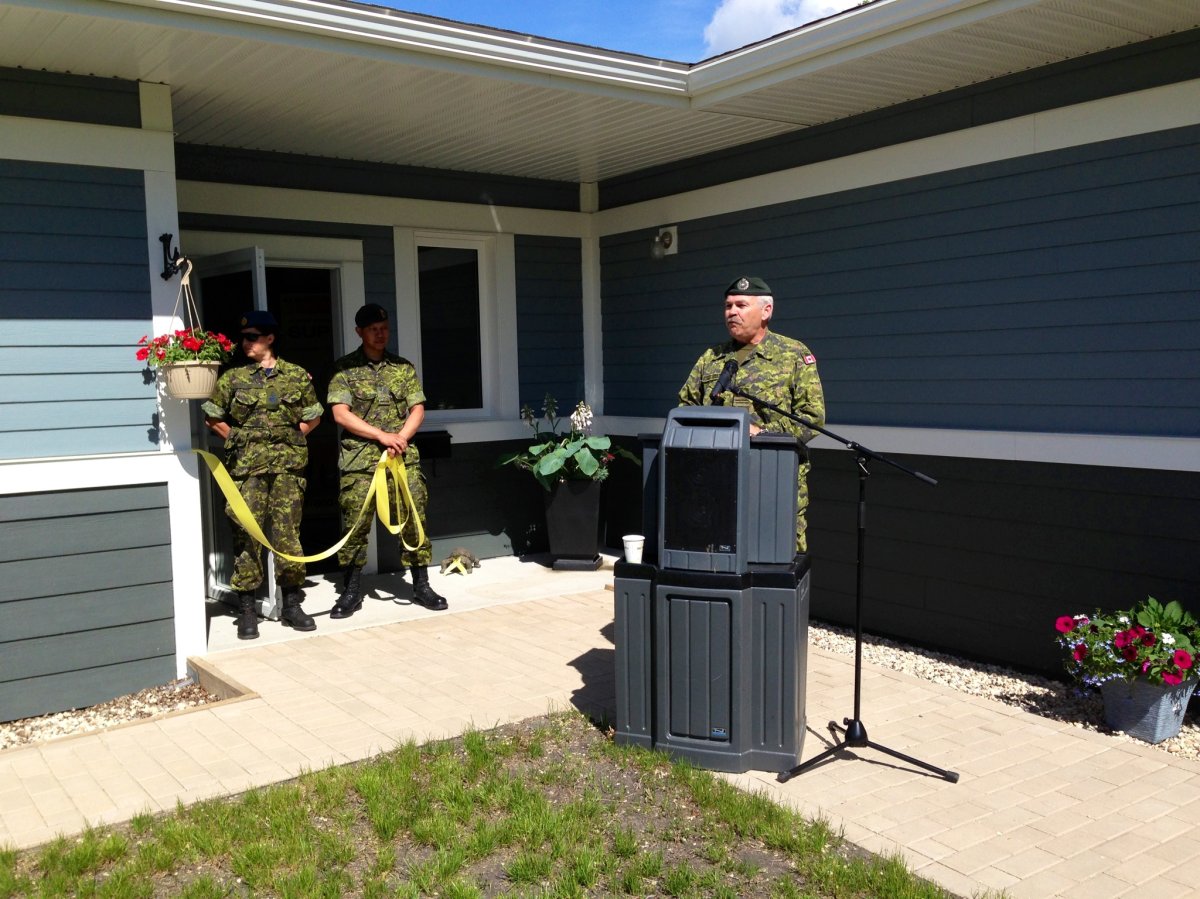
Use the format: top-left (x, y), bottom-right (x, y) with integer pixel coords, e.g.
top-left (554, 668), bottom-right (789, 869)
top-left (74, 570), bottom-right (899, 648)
top-left (570, 402), bottom-right (594, 434)
top-left (1118, 615), bottom-right (1130, 625)
top-left (1162, 632), bottom-right (1176, 645)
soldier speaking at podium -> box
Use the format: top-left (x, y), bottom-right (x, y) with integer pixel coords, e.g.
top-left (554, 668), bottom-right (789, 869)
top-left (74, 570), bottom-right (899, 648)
top-left (678, 276), bottom-right (826, 552)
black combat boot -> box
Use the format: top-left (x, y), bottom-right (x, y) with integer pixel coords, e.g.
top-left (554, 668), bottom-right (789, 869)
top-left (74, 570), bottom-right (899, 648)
top-left (236, 592), bottom-right (259, 641)
top-left (410, 565), bottom-right (448, 611)
top-left (330, 567), bottom-right (363, 620)
top-left (280, 587), bottom-right (316, 631)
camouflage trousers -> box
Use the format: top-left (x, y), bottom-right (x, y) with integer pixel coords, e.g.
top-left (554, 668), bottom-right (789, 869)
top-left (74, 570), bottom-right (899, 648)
top-left (226, 472), bottom-right (307, 591)
top-left (796, 463), bottom-right (811, 554)
top-left (337, 465), bottom-right (432, 569)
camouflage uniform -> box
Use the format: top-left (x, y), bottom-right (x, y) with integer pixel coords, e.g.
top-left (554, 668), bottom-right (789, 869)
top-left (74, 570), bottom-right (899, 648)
top-left (679, 330), bottom-right (825, 552)
top-left (327, 347), bottom-right (432, 568)
top-left (202, 359), bottom-right (323, 591)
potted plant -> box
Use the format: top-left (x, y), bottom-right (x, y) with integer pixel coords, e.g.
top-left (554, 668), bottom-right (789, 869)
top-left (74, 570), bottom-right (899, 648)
top-left (499, 394), bottom-right (637, 569)
top-left (136, 328), bottom-right (233, 399)
top-left (1056, 596), bottom-right (1199, 743)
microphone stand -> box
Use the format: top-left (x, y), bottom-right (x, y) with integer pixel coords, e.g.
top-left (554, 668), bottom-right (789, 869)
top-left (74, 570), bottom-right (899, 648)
top-left (726, 385), bottom-right (959, 784)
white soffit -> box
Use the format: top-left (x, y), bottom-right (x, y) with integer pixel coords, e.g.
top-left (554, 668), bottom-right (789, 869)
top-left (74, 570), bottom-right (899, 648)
top-left (693, 0), bottom-right (1198, 124)
top-left (0, 0), bottom-right (1195, 183)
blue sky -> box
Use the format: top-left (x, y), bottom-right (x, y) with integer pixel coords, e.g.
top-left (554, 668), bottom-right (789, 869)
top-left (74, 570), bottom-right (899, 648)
top-left (368, 1), bottom-right (861, 62)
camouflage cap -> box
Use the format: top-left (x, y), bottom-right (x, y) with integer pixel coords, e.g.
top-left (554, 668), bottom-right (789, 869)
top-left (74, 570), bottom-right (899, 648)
top-left (240, 309), bottom-right (278, 334)
top-left (355, 303), bottom-right (389, 328)
top-left (724, 276), bottom-right (772, 297)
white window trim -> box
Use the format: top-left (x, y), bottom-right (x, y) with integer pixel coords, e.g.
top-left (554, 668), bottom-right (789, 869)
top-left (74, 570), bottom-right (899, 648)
top-left (393, 227), bottom-right (518, 426)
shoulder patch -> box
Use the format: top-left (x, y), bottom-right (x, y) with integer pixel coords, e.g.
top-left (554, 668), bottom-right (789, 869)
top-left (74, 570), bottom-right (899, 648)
top-left (803, 354), bottom-right (816, 365)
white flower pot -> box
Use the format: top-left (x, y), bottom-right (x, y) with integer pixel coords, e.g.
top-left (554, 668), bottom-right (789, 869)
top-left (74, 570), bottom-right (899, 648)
top-left (161, 361), bottom-right (220, 400)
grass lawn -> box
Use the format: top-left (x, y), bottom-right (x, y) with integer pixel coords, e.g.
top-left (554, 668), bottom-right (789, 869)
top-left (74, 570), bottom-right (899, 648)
top-left (0, 711), bottom-right (969, 897)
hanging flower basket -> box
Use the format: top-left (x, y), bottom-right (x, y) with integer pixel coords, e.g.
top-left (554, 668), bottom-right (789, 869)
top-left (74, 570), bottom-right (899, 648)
top-left (134, 258), bottom-right (232, 400)
top-left (161, 360), bottom-right (222, 400)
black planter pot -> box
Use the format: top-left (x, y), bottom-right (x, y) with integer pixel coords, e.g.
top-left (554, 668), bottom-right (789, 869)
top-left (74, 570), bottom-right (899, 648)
top-left (543, 479), bottom-right (602, 570)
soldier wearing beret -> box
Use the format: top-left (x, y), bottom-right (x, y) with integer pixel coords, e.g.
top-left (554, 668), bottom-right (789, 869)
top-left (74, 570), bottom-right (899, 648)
top-left (326, 303), bottom-right (447, 617)
top-left (679, 276), bottom-right (826, 552)
top-left (203, 309), bottom-right (323, 639)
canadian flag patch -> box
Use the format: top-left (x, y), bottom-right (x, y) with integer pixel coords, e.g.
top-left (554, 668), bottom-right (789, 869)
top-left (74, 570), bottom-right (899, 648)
top-left (803, 354), bottom-right (816, 365)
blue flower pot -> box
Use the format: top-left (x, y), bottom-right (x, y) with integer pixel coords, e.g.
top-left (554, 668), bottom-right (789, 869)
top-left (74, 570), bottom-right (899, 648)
top-left (1100, 677), bottom-right (1196, 743)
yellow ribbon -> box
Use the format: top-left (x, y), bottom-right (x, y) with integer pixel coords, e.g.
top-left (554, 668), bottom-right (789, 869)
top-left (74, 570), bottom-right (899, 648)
top-left (447, 557), bottom-right (468, 576)
top-left (193, 449), bottom-right (425, 563)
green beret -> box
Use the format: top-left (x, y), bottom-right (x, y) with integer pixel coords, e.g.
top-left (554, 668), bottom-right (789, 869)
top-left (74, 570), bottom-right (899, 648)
top-left (724, 276), bottom-right (772, 297)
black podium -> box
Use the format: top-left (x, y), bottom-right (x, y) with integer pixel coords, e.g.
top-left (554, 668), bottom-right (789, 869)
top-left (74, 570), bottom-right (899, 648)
top-left (614, 408), bottom-right (809, 773)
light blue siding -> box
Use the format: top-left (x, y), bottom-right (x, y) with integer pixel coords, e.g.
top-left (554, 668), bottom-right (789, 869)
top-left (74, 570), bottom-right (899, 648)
top-left (0, 161), bottom-right (157, 459)
top-left (514, 235), bottom-right (585, 411)
top-left (0, 485), bottom-right (175, 722)
top-left (601, 125), bottom-right (1200, 437)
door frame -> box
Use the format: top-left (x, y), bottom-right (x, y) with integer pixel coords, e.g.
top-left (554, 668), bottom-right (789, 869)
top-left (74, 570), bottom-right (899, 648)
top-left (183, 232), bottom-right (374, 591)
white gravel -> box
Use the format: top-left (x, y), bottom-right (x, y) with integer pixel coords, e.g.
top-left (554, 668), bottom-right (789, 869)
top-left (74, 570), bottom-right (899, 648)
top-left (0, 678), bottom-right (218, 751)
top-left (809, 622), bottom-right (1200, 759)
top-left (3, 626), bottom-right (1198, 759)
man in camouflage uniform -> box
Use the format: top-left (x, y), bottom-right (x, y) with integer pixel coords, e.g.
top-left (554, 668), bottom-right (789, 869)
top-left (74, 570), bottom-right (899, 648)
top-left (679, 276), bottom-right (825, 553)
top-left (202, 310), bottom-right (323, 639)
top-left (326, 303), bottom-right (447, 617)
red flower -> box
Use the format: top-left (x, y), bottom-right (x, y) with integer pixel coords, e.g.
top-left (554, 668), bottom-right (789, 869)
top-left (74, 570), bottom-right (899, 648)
top-left (1141, 632), bottom-right (1157, 647)
top-left (1055, 616), bottom-right (1077, 634)
top-left (155, 348), bottom-right (165, 360)
top-left (1122, 645), bottom-right (1138, 662)
top-left (1175, 650), bottom-right (1193, 670)
top-left (135, 346), bottom-right (150, 361)
top-left (137, 334), bottom-right (148, 345)
top-left (1164, 670), bottom-right (1184, 686)
top-left (1072, 643), bottom-right (1088, 661)
top-left (1113, 630), bottom-right (1131, 649)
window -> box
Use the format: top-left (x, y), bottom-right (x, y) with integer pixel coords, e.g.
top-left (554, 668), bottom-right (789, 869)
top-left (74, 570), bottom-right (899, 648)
top-left (417, 246), bottom-right (482, 410)
top-left (393, 229), bottom-right (517, 424)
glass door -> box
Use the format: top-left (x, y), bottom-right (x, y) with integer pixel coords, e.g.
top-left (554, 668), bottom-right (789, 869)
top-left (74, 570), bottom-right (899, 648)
top-left (191, 248), bottom-right (267, 605)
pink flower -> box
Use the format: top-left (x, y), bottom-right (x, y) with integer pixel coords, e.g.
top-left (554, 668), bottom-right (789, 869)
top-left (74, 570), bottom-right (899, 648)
top-left (1122, 645), bottom-right (1138, 662)
top-left (1072, 643), bottom-right (1088, 661)
top-left (1164, 670), bottom-right (1184, 686)
top-left (1175, 650), bottom-right (1193, 670)
top-left (1055, 616), bottom-right (1077, 634)
top-left (1114, 631), bottom-right (1131, 649)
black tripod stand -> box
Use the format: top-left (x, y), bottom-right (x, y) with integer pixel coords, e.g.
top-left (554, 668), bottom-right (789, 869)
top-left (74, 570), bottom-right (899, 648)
top-left (728, 386), bottom-right (959, 784)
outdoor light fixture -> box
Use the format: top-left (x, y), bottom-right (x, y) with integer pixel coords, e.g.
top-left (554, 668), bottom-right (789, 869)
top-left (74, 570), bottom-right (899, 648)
top-left (650, 225), bottom-right (678, 259)
top-left (160, 233), bottom-right (185, 280)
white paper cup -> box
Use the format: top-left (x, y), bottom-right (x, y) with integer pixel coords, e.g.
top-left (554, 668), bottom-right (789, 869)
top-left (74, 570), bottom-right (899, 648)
top-left (622, 534), bottom-right (645, 564)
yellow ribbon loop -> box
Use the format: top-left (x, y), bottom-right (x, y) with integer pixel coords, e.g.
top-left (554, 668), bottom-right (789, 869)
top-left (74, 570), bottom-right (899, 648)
top-left (193, 449), bottom-right (424, 562)
top-left (448, 558), bottom-right (468, 576)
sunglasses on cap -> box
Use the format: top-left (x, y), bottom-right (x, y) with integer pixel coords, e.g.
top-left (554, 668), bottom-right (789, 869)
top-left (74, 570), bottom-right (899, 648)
top-left (240, 331), bottom-right (267, 342)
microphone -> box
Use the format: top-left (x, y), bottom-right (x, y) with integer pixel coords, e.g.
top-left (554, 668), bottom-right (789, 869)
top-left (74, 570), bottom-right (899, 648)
top-left (709, 359), bottom-right (739, 403)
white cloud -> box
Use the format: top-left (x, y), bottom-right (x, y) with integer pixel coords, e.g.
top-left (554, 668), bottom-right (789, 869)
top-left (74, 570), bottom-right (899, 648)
top-left (702, 0), bottom-right (860, 56)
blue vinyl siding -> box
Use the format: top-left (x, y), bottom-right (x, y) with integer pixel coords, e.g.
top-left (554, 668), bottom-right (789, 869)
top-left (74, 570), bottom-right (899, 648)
top-left (0, 161), bottom-right (157, 459)
top-left (176, 144), bottom-right (579, 212)
top-left (0, 66), bottom-right (141, 128)
top-left (806, 450), bottom-right (1200, 674)
top-left (0, 485), bottom-right (175, 722)
top-left (515, 235), bottom-right (585, 411)
top-left (602, 125), bottom-right (1200, 437)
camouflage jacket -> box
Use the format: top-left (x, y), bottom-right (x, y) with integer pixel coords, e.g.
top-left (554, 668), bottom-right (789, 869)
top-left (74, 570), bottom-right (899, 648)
top-left (202, 359), bottom-right (323, 478)
top-left (678, 330), bottom-right (825, 443)
top-left (327, 347), bottom-right (427, 473)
